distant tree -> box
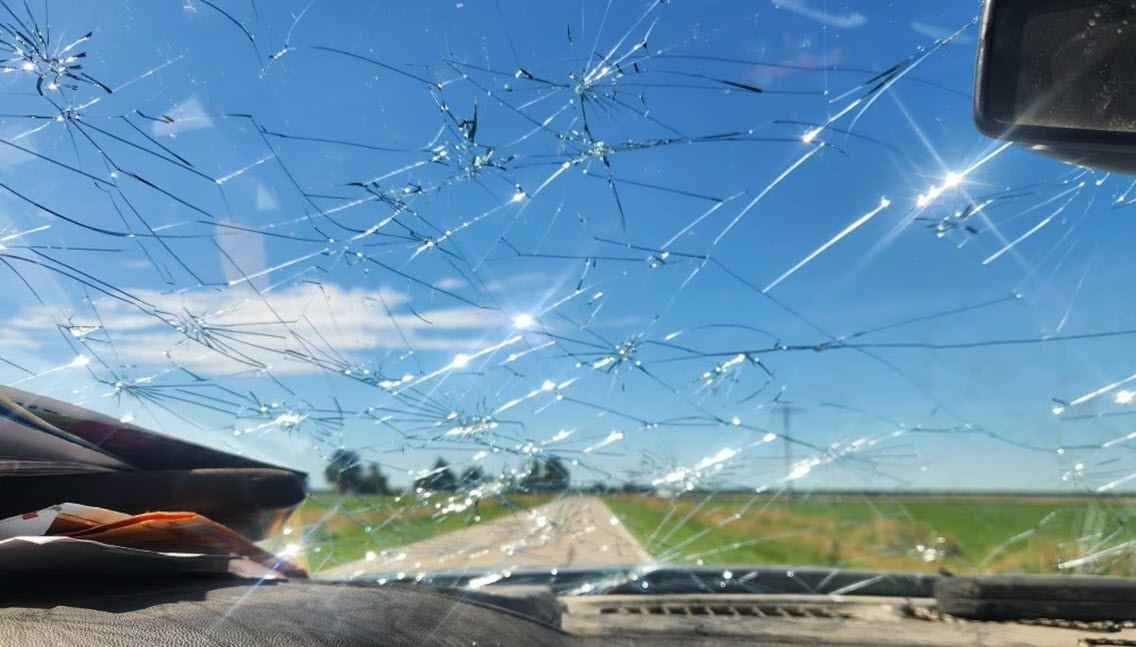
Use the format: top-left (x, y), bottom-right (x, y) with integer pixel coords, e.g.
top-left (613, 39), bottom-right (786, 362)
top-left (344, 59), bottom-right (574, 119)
top-left (357, 463), bottom-right (391, 495)
top-left (620, 481), bottom-right (649, 494)
top-left (415, 458), bottom-right (458, 492)
top-left (520, 459), bottom-right (544, 492)
top-left (324, 449), bottom-right (364, 494)
top-left (459, 465), bottom-right (485, 487)
top-left (520, 456), bottom-right (570, 493)
top-left (545, 456), bottom-right (570, 492)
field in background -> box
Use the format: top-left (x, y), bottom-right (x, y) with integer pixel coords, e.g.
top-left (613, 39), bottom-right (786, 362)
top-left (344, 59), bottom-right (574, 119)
top-left (271, 492), bottom-right (1136, 575)
top-left (268, 493), bottom-right (551, 572)
top-left (606, 494), bottom-right (1136, 575)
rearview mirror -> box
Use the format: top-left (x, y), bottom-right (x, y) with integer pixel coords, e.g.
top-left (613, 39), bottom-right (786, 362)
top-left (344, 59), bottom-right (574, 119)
top-left (975, 0), bottom-right (1136, 172)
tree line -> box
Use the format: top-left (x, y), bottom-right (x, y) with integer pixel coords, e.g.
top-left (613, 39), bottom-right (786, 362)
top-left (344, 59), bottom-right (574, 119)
top-left (323, 449), bottom-right (392, 494)
top-left (324, 450), bottom-right (571, 495)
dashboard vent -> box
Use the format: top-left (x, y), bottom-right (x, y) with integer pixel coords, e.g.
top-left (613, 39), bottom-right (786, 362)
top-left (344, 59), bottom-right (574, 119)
top-left (596, 602), bottom-right (852, 619)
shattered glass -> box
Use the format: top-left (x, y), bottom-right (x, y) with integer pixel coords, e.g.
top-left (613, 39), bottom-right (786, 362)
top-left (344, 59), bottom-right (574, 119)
top-left (4, 0), bottom-right (1136, 592)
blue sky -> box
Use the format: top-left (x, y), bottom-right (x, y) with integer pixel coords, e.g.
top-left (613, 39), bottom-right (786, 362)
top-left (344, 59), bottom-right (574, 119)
top-left (1, 0), bottom-right (1134, 492)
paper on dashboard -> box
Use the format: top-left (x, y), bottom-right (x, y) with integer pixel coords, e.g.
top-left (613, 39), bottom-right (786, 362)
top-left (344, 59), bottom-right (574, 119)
top-left (0, 502), bottom-right (128, 541)
top-left (0, 535), bottom-right (239, 576)
top-left (0, 503), bottom-right (303, 579)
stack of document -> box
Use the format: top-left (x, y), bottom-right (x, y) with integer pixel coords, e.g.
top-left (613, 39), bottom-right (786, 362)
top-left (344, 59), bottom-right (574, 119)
top-left (0, 503), bottom-right (306, 579)
top-left (0, 386), bottom-right (310, 579)
top-left (0, 385), bottom-right (307, 541)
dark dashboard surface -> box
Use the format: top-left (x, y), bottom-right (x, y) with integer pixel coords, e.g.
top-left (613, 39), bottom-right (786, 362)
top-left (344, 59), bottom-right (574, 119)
top-left (2, 575), bottom-right (1127, 646)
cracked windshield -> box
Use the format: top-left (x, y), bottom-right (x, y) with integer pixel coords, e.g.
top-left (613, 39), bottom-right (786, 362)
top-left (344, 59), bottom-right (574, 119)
top-left (4, 0), bottom-right (1136, 589)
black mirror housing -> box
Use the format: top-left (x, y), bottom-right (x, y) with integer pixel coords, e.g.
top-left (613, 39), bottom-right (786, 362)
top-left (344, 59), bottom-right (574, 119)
top-left (975, 0), bottom-right (1136, 173)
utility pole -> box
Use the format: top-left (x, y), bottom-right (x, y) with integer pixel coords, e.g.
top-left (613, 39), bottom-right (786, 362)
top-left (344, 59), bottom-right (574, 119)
top-left (774, 395), bottom-right (800, 497)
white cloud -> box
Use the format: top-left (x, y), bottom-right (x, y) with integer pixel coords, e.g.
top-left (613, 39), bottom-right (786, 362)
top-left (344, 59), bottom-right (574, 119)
top-left (435, 276), bottom-right (465, 290)
top-left (215, 218), bottom-right (268, 288)
top-left (6, 282), bottom-right (510, 376)
top-left (150, 96), bottom-right (214, 138)
top-left (255, 182), bottom-right (279, 211)
top-left (483, 271), bottom-right (550, 294)
top-left (121, 259), bottom-right (157, 269)
top-left (0, 133), bottom-right (36, 170)
top-left (909, 21), bottom-right (974, 44)
top-left (772, 0), bottom-right (867, 29)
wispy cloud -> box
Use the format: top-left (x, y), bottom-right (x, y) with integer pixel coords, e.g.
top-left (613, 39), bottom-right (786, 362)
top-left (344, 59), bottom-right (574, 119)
top-left (435, 276), bottom-right (466, 290)
top-left (215, 218), bottom-right (268, 288)
top-left (483, 271), bottom-right (552, 294)
top-left (150, 96), bottom-right (214, 137)
top-left (772, 0), bottom-right (867, 29)
top-left (7, 282), bottom-right (510, 376)
top-left (910, 21), bottom-right (974, 44)
top-left (0, 133), bottom-right (36, 170)
top-left (255, 181), bottom-right (279, 211)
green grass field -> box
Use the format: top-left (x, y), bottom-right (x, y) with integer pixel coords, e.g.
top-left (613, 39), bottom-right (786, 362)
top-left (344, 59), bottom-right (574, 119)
top-left (271, 491), bottom-right (1136, 576)
top-left (267, 493), bottom-right (549, 572)
top-left (605, 494), bottom-right (1136, 575)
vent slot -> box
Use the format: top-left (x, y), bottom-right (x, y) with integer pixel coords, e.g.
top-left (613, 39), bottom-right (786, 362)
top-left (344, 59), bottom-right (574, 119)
top-left (596, 602), bottom-right (851, 619)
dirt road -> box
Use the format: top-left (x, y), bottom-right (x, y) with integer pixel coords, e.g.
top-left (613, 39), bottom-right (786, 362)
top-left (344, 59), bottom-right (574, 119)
top-left (320, 495), bottom-right (650, 578)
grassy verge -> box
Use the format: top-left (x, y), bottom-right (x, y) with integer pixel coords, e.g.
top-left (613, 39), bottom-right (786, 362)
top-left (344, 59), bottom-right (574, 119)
top-left (605, 494), bottom-right (1136, 575)
top-left (268, 493), bottom-right (550, 572)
